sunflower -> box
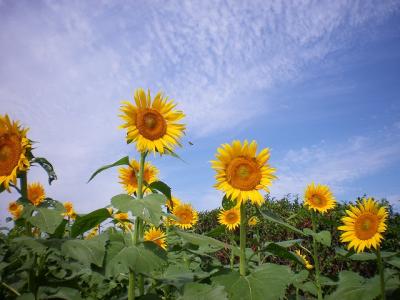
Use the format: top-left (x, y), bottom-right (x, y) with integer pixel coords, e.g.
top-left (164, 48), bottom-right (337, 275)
top-left (119, 88), bottom-right (185, 154)
top-left (85, 226), bottom-right (99, 240)
top-left (295, 250), bottom-right (313, 270)
top-left (63, 202), bottom-right (77, 220)
top-left (117, 222), bottom-right (133, 232)
top-left (119, 159), bottom-right (159, 195)
top-left (218, 207), bottom-right (240, 230)
top-left (172, 203), bottom-right (198, 229)
top-left (144, 227), bottom-right (167, 250)
top-left (114, 212), bottom-right (129, 221)
top-left (8, 201), bottom-right (23, 219)
top-left (166, 196), bottom-right (181, 211)
top-left (27, 182), bottom-right (46, 206)
top-left (304, 183), bottom-right (336, 213)
top-left (211, 140), bottom-right (276, 206)
top-left (248, 216), bottom-right (259, 227)
top-left (0, 115), bottom-right (31, 191)
top-left (338, 198), bottom-right (388, 253)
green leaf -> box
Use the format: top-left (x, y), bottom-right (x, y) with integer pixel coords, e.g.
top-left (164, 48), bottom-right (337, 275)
top-left (87, 156), bottom-right (129, 182)
top-left (38, 287), bottom-right (83, 300)
top-left (221, 194), bottom-right (236, 210)
top-left (262, 243), bottom-right (302, 264)
top-left (181, 283), bottom-right (228, 300)
top-left (175, 229), bottom-right (240, 255)
top-left (213, 263), bottom-right (293, 300)
top-left (31, 157), bottom-right (57, 184)
top-left (257, 207), bottom-right (305, 236)
top-left (336, 248), bottom-right (397, 261)
top-left (162, 147), bottom-right (186, 163)
top-left (50, 219), bottom-right (68, 238)
top-left (111, 193), bottom-right (165, 225)
top-left (105, 242), bottom-right (167, 277)
top-left (304, 229), bottom-right (331, 247)
top-left (387, 256), bottom-right (400, 269)
top-left (62, 235), bottom-right (107, 267)
top-left (70, 208), bottom-right (111, 238)
top-left (29, 208), bottom-right (64, 234)
top-left (149, 181), bottom-right (172, 200)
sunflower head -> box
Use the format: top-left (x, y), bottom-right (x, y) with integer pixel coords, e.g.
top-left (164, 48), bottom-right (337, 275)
top-left (119, 159), bottom-right (158, 195)
top-left (144, 227), bottom-right (167, 250)
top-left (218, 207), bottom-right (240, 230)
top-left (211, 140), bottom-right (276, 206)
top-left (295, 250), bottom-right (313, 270)
top-left (338, 198), bottom-right (388, 253)
top-left (8, 201), bottom-right (23, 220)
top-left (114, 212), bottom-right (129, 221)
top-left (304, 183), bottom-right (336, 214)
top-left (27, 182), bottom-right (46, 206)
top-left (172, 203), bottom-right (198, 229)
top-left (119, 88), bottom-right (185, 154)
top-left (248, 216), bottom-right (259, 227)
top-left (0, 114), bottom-right (31, 191)
top-left (63, 201), bottom-right (77, 219)
top-left (166, 196), bottom-right (182, 212)
top-left (85, 226), bottom-right (99, 240)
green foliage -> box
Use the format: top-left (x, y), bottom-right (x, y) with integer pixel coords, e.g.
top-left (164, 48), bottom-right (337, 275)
top-left (70, 208), bottom-right (111, 238)
top-left (87, 156), bottom-right (130, 182)
top-left (29, 208), bottom-right (64, 234)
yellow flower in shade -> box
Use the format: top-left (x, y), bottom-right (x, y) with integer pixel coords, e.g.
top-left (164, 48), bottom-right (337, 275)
top-left (114, 212), bottom-right (129, 221)
top-left (118, 159), bottom-right (159, 195)
top-left (211, 140), bottom-right (276, 206)
top-left (218, 207), bottom-right (240, 230)
top-left (85, 226), bottom-right (99, 240)
top-left (107, 207), bottom-right (113, 215)
top-left (172, 203), bottom-right (198, 229)
top-left (248, 216), bottom-right (259, 227)
top-left (144, 227), bottom-right (167, 250)
top-left (338, 198), bottom-right (388, 253)
top-left (117, 222), bottom-right (133, 232)
top-left (295, 250), bottom-right (313, 270)
top-left (119, 88), bottom-right (185, 154)
top-left (27, 182), bottom-right (46, 206)
top-left (63, 202), bottom-right (77, 220)
top-left (8, 201), bottom-right (23, 219)
top-left (0, 114), bottom-right (31, 191)
top-left (304, 183), bottom-right (336, 213)
top-left (166, 196), bottom-right (181, 211)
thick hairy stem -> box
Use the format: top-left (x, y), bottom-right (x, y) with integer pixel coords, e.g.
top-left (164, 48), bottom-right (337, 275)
top-left (311, 212), bottom-right (322, 300)
top-left (376, 248), bottom-right (386, 300)
top-left (20, 172), bottom-right (32, 236)
top-left (239, 202), bottom-right (247, 276)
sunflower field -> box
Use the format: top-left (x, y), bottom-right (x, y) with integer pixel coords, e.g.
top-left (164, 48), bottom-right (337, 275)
top-left (1, 88), bottom-right (400, 300)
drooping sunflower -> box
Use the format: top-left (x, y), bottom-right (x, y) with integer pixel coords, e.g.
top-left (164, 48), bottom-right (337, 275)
top-left (113, 212), bottom-right (129, 221)
top-left (0, 114), bottom-right (31, 191)
top-left (8, 201), bottom-right (23, 220)
top-left (338, 198), bottom-right (388, 253)
top-left (144, 227), bottom-right (167, 250)
top-left (118, 159), bottom-right (159, 195)
top-left (172, 203), bottom-right (198, 229)
top-left (248, 216), bottom-right (259, 227)
top-left (166, 196), bottom-right (182, 211)
top-left (304, 183), bottom-right (336, 213)
top-left (119, 88), bottom-right (185, 154)
top-left (27, 182), bottom-right (46, 206)
top-left (295, 250), bottom-right (313, 270)
top-left (211, 140), bottom-right (276, 206)
top-left (63, 201), bottom-right (77, 220)
top-left (218, 207), bottom-right (240, 230)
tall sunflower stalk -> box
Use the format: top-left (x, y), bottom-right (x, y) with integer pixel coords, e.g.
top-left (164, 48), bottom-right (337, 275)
top-left (239, 202), bottom-right (247, 276)
top-left (310, 212), bottom-right (322, 300)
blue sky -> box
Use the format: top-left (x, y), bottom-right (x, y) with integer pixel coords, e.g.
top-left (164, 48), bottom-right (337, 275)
top-left (1, 0), bottom-right (400, 218)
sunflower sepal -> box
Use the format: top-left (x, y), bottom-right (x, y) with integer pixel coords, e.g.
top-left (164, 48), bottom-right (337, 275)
top-left (303, 228), bottom-right (332, 247)
top-left (88, 156), bottom-right (130, 183)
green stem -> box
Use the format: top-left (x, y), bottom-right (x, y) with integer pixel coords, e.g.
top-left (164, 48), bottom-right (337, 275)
top-left (20, 172), bottom-right (32, 236)
top-left (2, 282), bottom-right (21, 296)
top-left (128, 272), bottom-right (135, 300)
top-left (239, 202), bottom-right (247, 276)
top-left (230, 233), bottom-right (235, 269)
top-left (376, 248), bottom-right (386, 300)
top-left (311, 212), bottom-right (322, 300)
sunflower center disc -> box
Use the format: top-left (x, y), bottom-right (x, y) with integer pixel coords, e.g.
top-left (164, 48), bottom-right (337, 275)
top-left (227, 212), bottom-right (237, 222)
top-left (311, 195), bottom-right (325, 207)
top-left (0, 134), bottom-right (22, 176)
top-left (136, 109), bottom-right (167, 141)
top-left (355, 213), bottom-right (379, 240)
top-left (227, 157), bottom-right (261, 191)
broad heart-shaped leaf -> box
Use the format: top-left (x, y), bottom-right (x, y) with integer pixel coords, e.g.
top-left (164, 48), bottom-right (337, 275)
top-left (326, 270), bottom-right (400, 300)
top-left (29, 208), bottom-right (64, 234)
top-left (70, 208), bottom-right (111, 238)
top-left (257, 207), bottom-right (305, 236)
top-left (87, 156), bottom-right (129, 182)
top-left (31, 157), bottom-right (57, 184)
top-left (61, 234), bottom-right (107, 267)
top-left (303, 228), bottom-right (331, 247)
top-left (212, 263), bottom-right (293, 300)
top-left (261, 243), bottom-right (303, 264)
top-left (111, 193), bottom-right (166, 225)
top-left (180, 283), bottom-right (228, 300)
top-left (174, 229), bottom-right (240, 255)
top-left (148, 181), bottom-right (172, 201)
top-left (105, 241), bottom-right (167, 277)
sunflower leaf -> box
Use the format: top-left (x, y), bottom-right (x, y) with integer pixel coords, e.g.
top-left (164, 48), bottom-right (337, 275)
top-left (148, 181), bottom-right (172, 200)
top-left (87, 156), bottom-right (130, 183)
top-left (29, 208), bottom-right (64, 234)
top-left (31, 157), bottom-right (58, 185)
top-left (257, 207), bottom-right (305, 236)
top-left (70, 208), bottom-right (111, 238)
